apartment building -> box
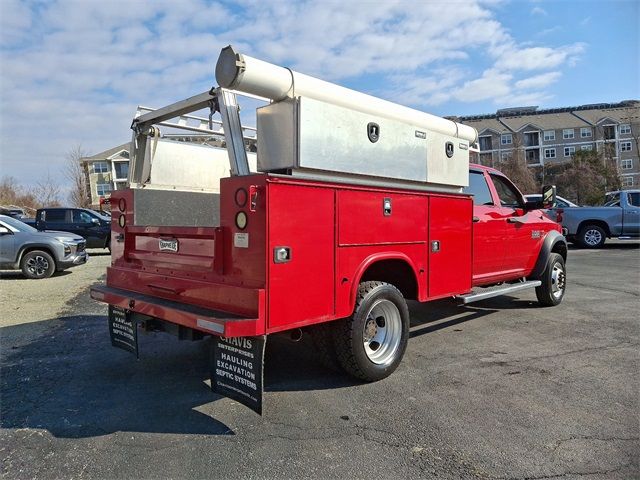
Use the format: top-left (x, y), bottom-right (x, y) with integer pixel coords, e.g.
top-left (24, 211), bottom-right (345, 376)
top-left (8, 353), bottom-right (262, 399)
top-left (81, 143), bottom-right (130, 208)
top-left (456, 100), bottom-right (639, 187)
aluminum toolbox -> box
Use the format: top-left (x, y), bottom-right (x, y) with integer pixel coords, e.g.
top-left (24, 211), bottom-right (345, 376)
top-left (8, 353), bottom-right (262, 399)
top-left (257, 96), bottom-right (469, 188)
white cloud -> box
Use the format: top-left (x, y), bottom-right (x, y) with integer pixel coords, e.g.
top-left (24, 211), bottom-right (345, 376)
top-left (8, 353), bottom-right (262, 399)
top-left (495, 43), bottom-right (586, 71)
top-left (515, 71), bottom-right (562, 90)
top-left (531, 6), bottom-right (548, 15)
top-left (0, 0), bottom-right (588, 188)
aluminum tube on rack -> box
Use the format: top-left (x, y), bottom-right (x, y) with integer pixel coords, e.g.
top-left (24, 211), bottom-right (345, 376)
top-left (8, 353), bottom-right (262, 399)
top-left (215, 45), bottom-right (478, 144)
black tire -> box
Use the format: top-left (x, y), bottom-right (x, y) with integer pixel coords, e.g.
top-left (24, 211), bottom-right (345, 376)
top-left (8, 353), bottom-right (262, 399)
top-left (20, 250), bottom-right (56, 279)
top-left (577, 224), bottom-right (606, 248)
top-left (333, 281), bottom-right (409, 382)
top-left (535, 252), bottom-right (566, 306)
top-left (307, 323), bottom-right (342, 372)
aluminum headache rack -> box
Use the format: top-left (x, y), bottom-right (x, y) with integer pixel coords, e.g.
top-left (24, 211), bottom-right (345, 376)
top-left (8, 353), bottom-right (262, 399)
top-left (129, 88), bottom-right (267, 187)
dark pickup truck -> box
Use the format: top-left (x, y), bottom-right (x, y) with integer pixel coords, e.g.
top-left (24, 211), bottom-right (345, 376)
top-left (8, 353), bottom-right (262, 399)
top-left (28, 208), bottom-right (112, 250)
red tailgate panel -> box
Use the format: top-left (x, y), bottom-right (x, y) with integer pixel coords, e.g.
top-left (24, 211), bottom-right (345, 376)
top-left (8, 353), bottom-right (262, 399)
top-left (267, 182), bottom-right (335, 331)
top-left (428, 196), bottom-right (473, 298)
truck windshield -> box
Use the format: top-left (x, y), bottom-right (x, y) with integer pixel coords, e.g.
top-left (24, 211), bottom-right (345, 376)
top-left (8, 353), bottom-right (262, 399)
top-left (0, 215), bottom-right (37, 233)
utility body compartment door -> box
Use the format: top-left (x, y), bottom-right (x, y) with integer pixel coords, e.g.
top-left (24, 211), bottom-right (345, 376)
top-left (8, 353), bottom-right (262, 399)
top-left (267, 182), bottom-right (335, 331)
top-left (428, 196), bottom-right (472, 298)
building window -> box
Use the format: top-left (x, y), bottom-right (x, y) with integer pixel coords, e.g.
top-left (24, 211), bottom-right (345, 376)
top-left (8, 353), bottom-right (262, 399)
top-left (524, 132), bottom-right (540, 147)
top-left (603, 125), bottom-right (616, 140)
top-left (93, 162), bottom-right (109, 173)
top-left (501, 151), bottom-right (512, 161)
top-left (621, 159), bottom-right (633, 170)
top-left (479, 136), bottom-right (493, 151)
top-left (581, 145), bottom-right (593, 151)
top-left (562, 129), bottom-right (574, 139)
top-left (526, 149), bottom-right (541, 165)
top-left (544, 148), bottom-right (556, 159)
top-left (96, 183), bottom-right (112, 196)
top-left (619, 124), bottom-right (631, 135)
top-left (621, 141), bottom-right (632, 152)
top-left (501, 134), bottom-right (513, 145)
top-left (543, 130), bottom-right (555, 141)
top-left (564, 146), bottom-right (576, 157)
top-left (580, 127), bottom-right (592, 138)
top-left (113, 162), bottom-right (129, 180)
top-left (621, 176), bottom-right (633, 187)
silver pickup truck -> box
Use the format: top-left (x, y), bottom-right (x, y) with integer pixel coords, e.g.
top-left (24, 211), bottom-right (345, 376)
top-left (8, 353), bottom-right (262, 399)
top-left (558, 190), bottom-right (640, 248)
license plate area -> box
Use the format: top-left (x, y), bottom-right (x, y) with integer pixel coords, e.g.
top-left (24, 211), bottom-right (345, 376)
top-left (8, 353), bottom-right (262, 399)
top-left (109, 305), bottom-right (138, 357)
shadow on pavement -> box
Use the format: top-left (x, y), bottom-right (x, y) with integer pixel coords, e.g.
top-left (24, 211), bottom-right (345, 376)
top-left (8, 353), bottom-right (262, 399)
top-left (0, 293), bottom-right (540, 438)
top-left (0, 314), bottom-right (233, 438)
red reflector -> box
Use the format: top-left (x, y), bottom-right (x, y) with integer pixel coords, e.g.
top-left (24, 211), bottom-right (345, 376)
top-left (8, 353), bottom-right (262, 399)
top-left (235, 188), bottom-right (248, 207)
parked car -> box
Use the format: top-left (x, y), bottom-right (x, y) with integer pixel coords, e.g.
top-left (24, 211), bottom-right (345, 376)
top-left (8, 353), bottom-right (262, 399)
top-left (33, 207), bottom-right (112, 251)
top-left (524, 194), bottom-right (579, 208)
top-left (558, 190), bottom-right (640, 248)
top-left (0, 215), bottom-right (88, 279)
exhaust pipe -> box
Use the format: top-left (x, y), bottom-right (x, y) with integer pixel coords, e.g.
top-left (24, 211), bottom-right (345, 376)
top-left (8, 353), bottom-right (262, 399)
top-left (290, 328), bottom-right (303, 342)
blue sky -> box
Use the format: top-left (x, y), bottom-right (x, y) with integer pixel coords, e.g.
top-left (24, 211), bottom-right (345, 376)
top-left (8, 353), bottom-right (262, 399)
top-left (0, 0), bottom-right (638, 187)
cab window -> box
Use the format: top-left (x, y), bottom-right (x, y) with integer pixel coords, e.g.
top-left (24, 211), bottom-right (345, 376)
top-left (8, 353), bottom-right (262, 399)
top-left (463, 171), bottom-right (494, 206)
top-left (490, 174), bottom-right (523, 208)
top-left (44, 210), bottom-right (67, 223)
top-left (73, 210), bottom-right (94, 223)
top-left (628, 192), bottom-right (639, 207)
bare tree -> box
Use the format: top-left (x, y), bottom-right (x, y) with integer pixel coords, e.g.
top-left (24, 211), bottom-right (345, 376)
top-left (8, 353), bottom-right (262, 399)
top-left (33, 171), bottom-right (61, 207)
top-left (65, 144), bottom-right (91, 207)
top-left (497, 135), bottom-right (539, 194)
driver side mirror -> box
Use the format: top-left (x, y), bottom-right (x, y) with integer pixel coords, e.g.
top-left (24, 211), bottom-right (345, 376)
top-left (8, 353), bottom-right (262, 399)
top-left (541, 185), bottom-right (556, 209)
top-left (91, 217), bottom-right (101, 225)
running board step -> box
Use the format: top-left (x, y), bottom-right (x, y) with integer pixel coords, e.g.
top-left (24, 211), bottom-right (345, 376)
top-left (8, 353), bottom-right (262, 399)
top-left (457, 280), bottom-right (542, 304)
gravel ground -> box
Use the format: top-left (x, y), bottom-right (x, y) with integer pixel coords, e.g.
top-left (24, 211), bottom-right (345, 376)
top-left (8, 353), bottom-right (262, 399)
top-left (0, 250), bottom-right (110, 327)
top-left (1, 242), bottom-right (638, 479)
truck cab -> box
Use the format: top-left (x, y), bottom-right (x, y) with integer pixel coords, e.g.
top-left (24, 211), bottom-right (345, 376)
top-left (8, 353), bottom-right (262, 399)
top-left (35, 208), bottom-right (112, 250)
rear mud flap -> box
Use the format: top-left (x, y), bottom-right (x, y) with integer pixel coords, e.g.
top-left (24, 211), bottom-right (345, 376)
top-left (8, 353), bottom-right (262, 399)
top-left (108, 306), bottom-right (139, 358)
top-left (210, 335), bottom-right (266, 415)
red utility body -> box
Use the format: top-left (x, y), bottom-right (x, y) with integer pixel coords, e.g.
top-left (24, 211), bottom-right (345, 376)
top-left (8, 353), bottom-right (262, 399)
top-left (93, 164), bottom-right (561, 340)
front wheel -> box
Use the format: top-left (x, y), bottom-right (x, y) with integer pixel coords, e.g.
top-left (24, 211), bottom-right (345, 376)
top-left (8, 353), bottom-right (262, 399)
top-left (535, 253), bottom-right (566, 306)
top-left (577, 224), bottom-right (606, 248)
top-left (21, 250), bottom-right (56, 279)
top-left (333, 281), bottom-right (409, 381)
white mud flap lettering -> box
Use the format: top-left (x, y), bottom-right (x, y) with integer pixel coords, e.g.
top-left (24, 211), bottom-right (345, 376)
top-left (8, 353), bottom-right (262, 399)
top-left (210, 335), bottom-right (266, 415)
top-left (108, 305), bottom-right (139, 358)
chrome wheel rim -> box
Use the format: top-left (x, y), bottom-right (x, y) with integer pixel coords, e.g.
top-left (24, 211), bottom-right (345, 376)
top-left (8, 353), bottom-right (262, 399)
top-left (26, 255), bottom-right (49, 277)
top-left (363, 299), bottom-right (402, 365)
top-left (584, 229), bottom-right (602, 246)
top-left (551, 261), bottom-right (566, 299)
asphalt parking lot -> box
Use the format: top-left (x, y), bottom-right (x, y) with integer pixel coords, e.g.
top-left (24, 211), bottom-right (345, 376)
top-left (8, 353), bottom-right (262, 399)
top-left (1, 243), bottom-right (638, 479)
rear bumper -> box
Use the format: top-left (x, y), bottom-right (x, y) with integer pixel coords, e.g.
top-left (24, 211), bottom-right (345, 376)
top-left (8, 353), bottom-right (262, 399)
top-left (90, 284), bottom-right (265, 337)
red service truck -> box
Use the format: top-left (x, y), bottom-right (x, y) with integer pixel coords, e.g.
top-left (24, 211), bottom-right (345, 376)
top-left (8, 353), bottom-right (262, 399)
top-left (91, 46), bottom-right (567, 414)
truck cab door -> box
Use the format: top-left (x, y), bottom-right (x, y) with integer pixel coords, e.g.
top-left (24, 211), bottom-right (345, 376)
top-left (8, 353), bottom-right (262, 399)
top-left (73, 210), bottom-right (100, 247)
top-left (488, 173), bottom-right (539, 276)
top-left (464, 170), bottom-right (509, 284)
top-left (623, 192), bottom-right (640, 234)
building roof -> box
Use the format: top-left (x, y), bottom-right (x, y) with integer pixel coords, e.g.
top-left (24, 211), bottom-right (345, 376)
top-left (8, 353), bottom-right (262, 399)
top-left (460, 117), bottom-right (509, 135)
top-left (458, 100), bottom-right (640, 131)
top-left (81, 142), bottom-right (130, 162)
top-left (572, 104), bottom-right (640, 125)
top-left (499, 111), bottom-right (590, 132)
